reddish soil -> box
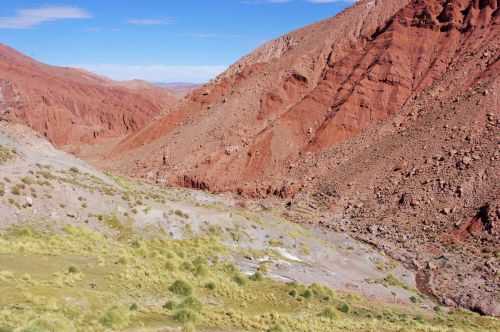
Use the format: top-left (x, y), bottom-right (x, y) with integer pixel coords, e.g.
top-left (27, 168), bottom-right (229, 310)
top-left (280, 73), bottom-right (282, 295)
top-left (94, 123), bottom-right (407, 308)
top-left (102, 0), bottom-right (499, 316)
top-left (0, 44), bottom-right (177, 147)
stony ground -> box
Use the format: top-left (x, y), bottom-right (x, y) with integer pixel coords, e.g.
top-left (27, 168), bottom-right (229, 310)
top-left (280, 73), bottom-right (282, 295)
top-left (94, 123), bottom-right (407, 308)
top-left (1, 123), bottom-right (499, 331)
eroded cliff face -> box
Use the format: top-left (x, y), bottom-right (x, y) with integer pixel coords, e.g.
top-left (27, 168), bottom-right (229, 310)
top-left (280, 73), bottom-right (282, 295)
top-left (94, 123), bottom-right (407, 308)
top-left (111, 0), bottom-right (498, 196)
top-left (110, 0), bottom-right (412, 185)
top-left (0, 44), bottom-right (177, 146)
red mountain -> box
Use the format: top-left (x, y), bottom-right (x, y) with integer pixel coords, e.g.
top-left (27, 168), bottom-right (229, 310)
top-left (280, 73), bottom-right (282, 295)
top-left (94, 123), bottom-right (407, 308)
top-left (0, 44), bottom-right (177, 146)
top-left (105, 0), bottom-right (499, 315)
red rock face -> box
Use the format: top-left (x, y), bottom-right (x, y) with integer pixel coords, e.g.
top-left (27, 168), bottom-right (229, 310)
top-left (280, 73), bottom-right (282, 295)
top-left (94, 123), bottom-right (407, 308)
top-left (111, 0), bottom-right (498, 195)
top-left (0, 44), bottom-right (177, 146)
top-left (104, 1), bottom-right (499, 315)
top-left (110, 0), bottom-right (412, 184)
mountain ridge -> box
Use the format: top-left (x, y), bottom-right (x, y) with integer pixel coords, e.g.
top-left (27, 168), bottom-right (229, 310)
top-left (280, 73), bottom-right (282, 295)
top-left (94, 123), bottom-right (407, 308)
top-left (0, 43), bottom-right (178, 146)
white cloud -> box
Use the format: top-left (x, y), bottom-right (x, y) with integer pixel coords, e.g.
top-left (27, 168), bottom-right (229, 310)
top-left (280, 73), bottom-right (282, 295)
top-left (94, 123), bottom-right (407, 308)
top-left (70, 64), bottom-right (228, 83)
top-left (127, 18), bottom-right (175, 26)
top-left (0, 6), bottom-right (91, 29)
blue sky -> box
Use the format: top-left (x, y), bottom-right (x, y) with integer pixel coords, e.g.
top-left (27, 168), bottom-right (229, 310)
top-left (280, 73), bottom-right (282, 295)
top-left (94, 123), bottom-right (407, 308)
top-left (0, 1), bottom-right (355, 83)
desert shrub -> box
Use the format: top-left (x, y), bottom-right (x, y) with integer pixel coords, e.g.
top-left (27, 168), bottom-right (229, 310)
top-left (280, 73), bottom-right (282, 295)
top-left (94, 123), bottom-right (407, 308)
top-left (300, 289), bottom-right (312, 299)
top-left (179, 296), bottom-right (202, 311)
top-left (163, 300), bottom-right (176, 310)
top-left (249, 271), bottom-right (263, 281)
top-left (233, 273), bottom-right (247, 286)
top-left (338, 302), bottom-right (350, 314)
top-left (204, 281), bottom-right (216, 290)
top-left (181, 261), bottom-right (194, 271)
top-left (67, 266), bottom-right (78, 274)
top-left (182, 323), bottom-right (196, 332)
top-left (267, 324), bottom-right (285, 332)
top-left (194, 264), bottom-right (208, 277)
top-left (164, 260), bottom-right (176, 271)
top-left (129, 303), bottom-right (138, 311)
top-left (69, 167), bottom-right (79, 173)
top-left (319, 307), bottom-right (337, 320)
top-left (21, 315), bottom-right (74, 332)
top-left (99, 307), bottom-right (130, 329)
top-left (11, 185), bottom-right (23, 195)
top-left (21, 177), bottom-right (34, 185)
top-left (37, 171), bottom-right (54, 180)
top-left (173, 309), bottom-right (197, 323)
top-left (174, 209), bottom-right (189, 219)
top-left (169, 280), bottom-right (193, 296)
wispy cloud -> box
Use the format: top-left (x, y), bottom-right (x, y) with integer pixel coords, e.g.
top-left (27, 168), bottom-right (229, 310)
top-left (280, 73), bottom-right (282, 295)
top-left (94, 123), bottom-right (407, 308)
top-left (0, 5), bottom-right (91, 29)
top-left (70, 64), bottom-right (227, 83)
top-left (127, 18), bottom-right (175, 26)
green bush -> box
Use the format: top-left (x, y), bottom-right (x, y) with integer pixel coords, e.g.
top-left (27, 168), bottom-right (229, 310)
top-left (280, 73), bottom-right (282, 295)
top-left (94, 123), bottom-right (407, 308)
top-left (204, 281), bottom-right (216, 290)
top-left (249, 271), bottom-right (263, 281)
top-left (267, 324), bottom-right (285, 332)
top-left (319, 307), bottom-right (337, 320)
top-left (194, 264), bottom-right (208, 277)
top-left (179, 296), bottom-right (202, 311)
top-left (233, 273), bottom-right (247, 286)
top-left (68, 266), bottom-right (78, 274)
top-left (169, 279), bottom-right (193, 296)
top-left (21, 177), bottom-right (34, 185)
top-left (69, 167), bottom-right (80, 173)
top-left (21, 315), bottom-right (74, 332)
top-left (99, 307), bottom-right (130, 329)
top-left (173, 309), bottom-right (197, 323)
top-left (338, 302), bottom-right (350, 314)
top-left (11, 185), bottom-right (22, 195)
top-left (163, 300), bottom-right (176, 310)
top-left (164, 261), bottom-right (176, 271)
top-left (300, 289), bottom-right (312, 299)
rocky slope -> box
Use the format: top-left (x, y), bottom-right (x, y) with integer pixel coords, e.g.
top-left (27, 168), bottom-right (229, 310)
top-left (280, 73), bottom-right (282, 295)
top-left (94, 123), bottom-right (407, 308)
top-left (104, 0), bottom-right (500, 316)
top-left (5, 122), bottom-right (498, 331)
top-left (0, 44), bottom-right (177, 147)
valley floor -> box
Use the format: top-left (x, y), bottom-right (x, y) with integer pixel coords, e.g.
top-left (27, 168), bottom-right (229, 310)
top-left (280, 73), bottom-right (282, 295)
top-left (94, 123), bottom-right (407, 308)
top-left (0, 123), bottom-right (499, 331)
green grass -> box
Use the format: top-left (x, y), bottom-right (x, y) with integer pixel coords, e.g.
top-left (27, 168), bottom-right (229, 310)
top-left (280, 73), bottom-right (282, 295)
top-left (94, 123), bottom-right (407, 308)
top-left (0, 224), bottom-right (497, 332)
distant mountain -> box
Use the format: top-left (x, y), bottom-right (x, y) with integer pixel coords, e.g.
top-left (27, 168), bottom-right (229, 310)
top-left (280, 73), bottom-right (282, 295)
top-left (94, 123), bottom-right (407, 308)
top-left (154, 82), bottom-right (201, 98)
top-left (0, 44), bottom-right (177, 146)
